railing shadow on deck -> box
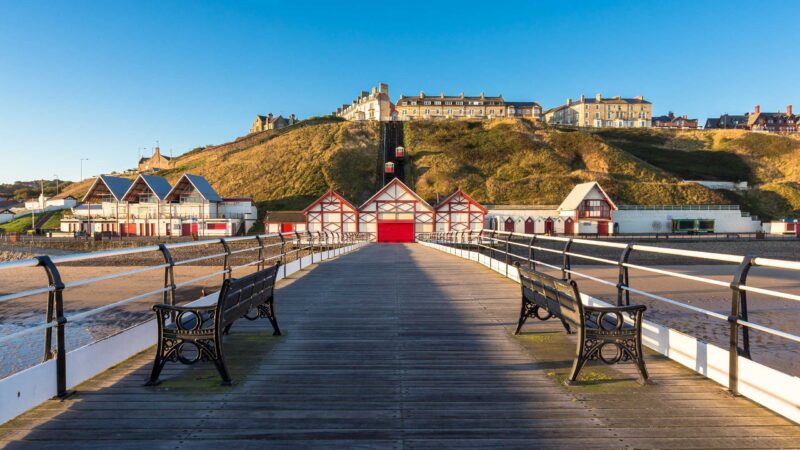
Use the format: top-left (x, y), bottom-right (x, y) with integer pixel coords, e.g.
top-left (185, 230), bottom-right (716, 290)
top-left (0, 231), bottom-right (371, 426)
top-left (417, 230), bottom-right (800, 424)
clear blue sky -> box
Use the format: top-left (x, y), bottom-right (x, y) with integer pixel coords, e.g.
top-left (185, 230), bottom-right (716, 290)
top-left (1, 1), bottom-right (798, 183)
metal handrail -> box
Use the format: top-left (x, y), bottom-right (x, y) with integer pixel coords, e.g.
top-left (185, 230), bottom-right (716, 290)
top-left (0, 231), bottom-right (370, 397)
top-left (417, 230), bottom-right (800, 395)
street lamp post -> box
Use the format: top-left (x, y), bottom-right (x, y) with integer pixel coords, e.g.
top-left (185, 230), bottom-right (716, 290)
top-left (80, 158), bottom-right (89, 181)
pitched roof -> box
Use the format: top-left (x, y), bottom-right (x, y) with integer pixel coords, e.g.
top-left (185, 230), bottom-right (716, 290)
top-left (164, 174), bottom-right (222, 202)
top-left (557, 182), bottom-right (617, 211)
top-left (0, 200), bottom-right (23, 210)
top-left (264, 211), bottom-right (306, 223)
top-left (303, 189), bottom-right (358, 214)
top-left (49, 192), bottom-right (76, 200)
top-left (359, 178), bottom-right (434, 211)
top-left (122, 174), bottom-right (172, 201)
top-left (434, 189), bottom-right (487, 213)
top-left (83, 175), bottom-right (133, 202)
top-left (505, 101), bottom-right (541, 108)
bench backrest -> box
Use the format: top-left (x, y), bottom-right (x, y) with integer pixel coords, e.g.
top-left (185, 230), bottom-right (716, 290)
top-left (518, 266), bottom-right (584, 328)
top-left (216, 263), bottom-right (280, 328)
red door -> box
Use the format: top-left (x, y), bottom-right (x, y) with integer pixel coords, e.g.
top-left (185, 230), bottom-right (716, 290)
top-left (377, 221), bottom-right (414, 243)
top-left (281, 223), bottom-right (294, 233)
top-left (504, 218), bottom-right (515, 232)
top-left (564, 218), bottom-right (574, 236)
top-left (181, 224), bottom-right (191, 236)
top-left (544, 218), bottom-right (554, 235)
top-left (597, 221), bottom-right (609, 236)
top-left (524, 218), bottom-right (534, 234)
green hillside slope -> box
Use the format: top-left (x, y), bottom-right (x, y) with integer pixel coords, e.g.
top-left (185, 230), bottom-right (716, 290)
top-left (404, 119), bottom-right (730, 207)
top-left (59, 118), bottom-right (799, 222)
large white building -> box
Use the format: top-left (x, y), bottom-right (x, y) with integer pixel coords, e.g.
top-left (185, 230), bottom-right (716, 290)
top-left (60, 173), bottom-right (258, 237)
top-left (335, 83), bottom-right (395, 121)
top-left (486, 182), bottom-right (762, 235)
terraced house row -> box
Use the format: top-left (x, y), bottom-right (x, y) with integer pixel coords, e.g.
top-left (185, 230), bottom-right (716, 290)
top-left (59, 173), bottom-right (258, 237)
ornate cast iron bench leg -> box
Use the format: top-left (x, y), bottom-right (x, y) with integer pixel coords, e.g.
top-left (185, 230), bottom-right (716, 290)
top-left (514, 300), bottom-right (533, 335)
top-left (265, 296), bottom-right (281, 336)
top-left (213, 331), bottom-right (233, 386)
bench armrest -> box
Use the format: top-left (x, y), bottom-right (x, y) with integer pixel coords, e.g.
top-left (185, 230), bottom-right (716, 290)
top-left (583, 304), bottom-right (646, 314)
top-left (152, 303), bottom-right (218, 314)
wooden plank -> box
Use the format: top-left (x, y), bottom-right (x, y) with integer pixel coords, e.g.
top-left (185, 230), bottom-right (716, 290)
top-left (1, 243), bottom-right (798, 448)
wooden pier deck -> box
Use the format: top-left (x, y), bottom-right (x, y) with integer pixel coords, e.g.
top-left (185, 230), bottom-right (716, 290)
top-left (1, 244), bottom-right (799, 449)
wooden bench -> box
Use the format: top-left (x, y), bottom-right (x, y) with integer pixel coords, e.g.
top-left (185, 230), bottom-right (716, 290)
top-left (514, 264), bottom-right (649, 385)
top-left (146, 263), bottom-right (281, 386)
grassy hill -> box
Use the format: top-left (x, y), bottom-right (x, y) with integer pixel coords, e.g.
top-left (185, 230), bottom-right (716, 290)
top-left (59, 118), bottom-right (800, 222)
top-left (60, 117), bottom-right (382, 215)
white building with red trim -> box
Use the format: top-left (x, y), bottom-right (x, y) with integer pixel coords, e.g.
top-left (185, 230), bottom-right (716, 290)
top-left (60, 173), bottom-right (257, 237)
top-left (305, 189), bottom-right (359, 234)
top-left (358, 179), bottom-right (435, 242)
top-left (263, 180), bottom-right (487, 242)
top-left (487, 181), bottom-right (762, 235)
top-left (434, 189), bottom-right (486, 232)
top-left (487, 182), bottom-right (616, 235)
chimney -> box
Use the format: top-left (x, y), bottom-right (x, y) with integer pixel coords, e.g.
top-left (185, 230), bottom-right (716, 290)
top-left (788, 104), bottom-right (793, 116)
top-left (580, 95), bottom-right (585, 102)
top-left (683, 114), bottom-right (687, 119)
top-left (379, 83), bottom-right (389, 95)
top-left (567, 98), bottom-right (572, 105)
top-left (460, 92), bottom-right (464, 98)
top-left (480, 92), bottom-right (485, 98)
top-left (371, 86), bottom-right (377, 94)
top-left (419, 91), bottom-right (425, 98)
top-left (440, 92), bottom-right (444, 98)
top-left (754, 104), bottom-right (760, 114)
top-left (634, 95), bottom-right (644, 101)
top-left (668, 111), bottom-right (674, 119)
top-left (595, 93), bottom-right (602, 102)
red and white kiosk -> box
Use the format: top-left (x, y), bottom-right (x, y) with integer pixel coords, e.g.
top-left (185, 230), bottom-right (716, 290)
top-left (304, 189), bottom-right (359, 234)
top-left (358, 178), bottom-right (434, 243)
top-left (434, 189), bottom-right (486, 232)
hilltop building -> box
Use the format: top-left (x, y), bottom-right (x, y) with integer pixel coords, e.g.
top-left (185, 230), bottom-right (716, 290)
top-left (250, 113), bottom-right (298, 133)
top-left (652, 112), bottom-right (698, 129)
top-left (335, 83), bottom-right (394, 121)
top-left (60, 173), bottom-right (257, 237)
top-left (704, 114), bottom-right (749, 130)
top-left (395, 92), bottom-right (541, 121)
top-left (543, 94), bottom-right (652, 128)
top-left (138, 147), bottom-right (172, 173)
top-left (746, 104), bottom-right (796, 133)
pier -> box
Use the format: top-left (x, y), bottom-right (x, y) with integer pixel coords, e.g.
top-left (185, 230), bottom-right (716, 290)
top-left (1, 234), bottom-right (800, 448)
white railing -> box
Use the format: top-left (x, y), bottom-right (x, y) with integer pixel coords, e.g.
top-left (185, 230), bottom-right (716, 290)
top-left (0, 231), bottom-right (370, 424)
top-left (417, 230), bottom-right (800, 423)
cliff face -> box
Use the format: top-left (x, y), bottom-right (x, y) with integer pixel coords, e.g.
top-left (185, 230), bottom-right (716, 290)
top-left (402, 120), bottom-right (800, 219)
top-left (60, 118), bottom-right (800, 221)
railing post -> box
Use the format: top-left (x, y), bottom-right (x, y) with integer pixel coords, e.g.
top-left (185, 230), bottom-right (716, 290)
top-left (157, 244), bottom-right (176, 306)
top-left (255, 235), bottom-right (265, 271)
top-left (528, 235), bottom-right (536, 270)
top-left (728, 255), bottom-right (754, 396)
top-left (504, 233), bottom-right (512, 276)
top-left (489, 230), bottom-right (496, 262)
top-left (278, 233), bottom-right (287, 278)
top-left (219, 238), bottom-right (232, 281)
top-left (36, 255), bottom-right (70, 398)
top-left (617, 244), bottom-right (633, 306)
top-left (294, 231), bottom-right (303, 270)
top-left (562, 238), bottom-right (573, 280)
